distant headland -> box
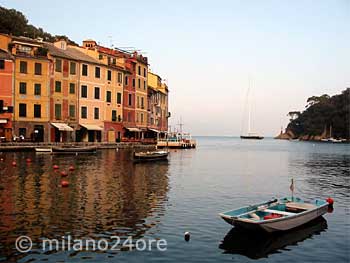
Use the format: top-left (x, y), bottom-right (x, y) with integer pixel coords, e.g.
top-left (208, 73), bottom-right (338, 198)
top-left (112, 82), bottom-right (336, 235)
top-left (276, 88), bottom-right (350, 141)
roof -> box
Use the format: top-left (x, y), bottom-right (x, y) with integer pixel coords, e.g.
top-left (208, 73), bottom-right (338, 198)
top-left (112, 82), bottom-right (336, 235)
top-left (44, 42), bottom-right (101, 64)
top-left (0, 49), bottom-right (13, 60)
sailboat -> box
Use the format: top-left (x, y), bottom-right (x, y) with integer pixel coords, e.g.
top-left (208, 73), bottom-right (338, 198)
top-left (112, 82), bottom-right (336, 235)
top-left (321, 125), bottom-right (342, 143)
top-left (240, 79), bottom-right (264, 140)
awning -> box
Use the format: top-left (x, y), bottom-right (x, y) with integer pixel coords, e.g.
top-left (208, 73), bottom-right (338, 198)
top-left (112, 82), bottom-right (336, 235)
top-left (80, 124), bottom-right (103, 131)
top-left (126, 127), bottom-right (141, 132)
top-left (149, 128), bottom-right (159, 133)
top-left (0, 119), bottom-right (7, 124)
top-left (51, 122), bottom-right (74, 131)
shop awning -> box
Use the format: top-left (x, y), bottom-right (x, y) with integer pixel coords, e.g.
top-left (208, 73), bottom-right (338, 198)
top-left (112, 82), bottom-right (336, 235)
top-left (0, 119), bottom-right (7, 124)
top-left (80, 124), bottom-right (103, 131)
top-left (51, 122), bottom-right (74, 131)
top-left (126, 127), bottom-right (141, 132)
top-left (149, 128), bottom-right (159, 133)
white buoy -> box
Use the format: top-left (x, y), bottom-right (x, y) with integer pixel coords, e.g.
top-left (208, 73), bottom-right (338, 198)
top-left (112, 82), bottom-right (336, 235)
top-left (184, 231), bottom-right (190, 241)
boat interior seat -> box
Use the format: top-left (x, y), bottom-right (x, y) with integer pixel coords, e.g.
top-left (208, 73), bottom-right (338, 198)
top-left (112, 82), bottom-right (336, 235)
top-left (263, 209), bottom-right (295, 216)
top-left (286, 202), bottom-right (316, 211)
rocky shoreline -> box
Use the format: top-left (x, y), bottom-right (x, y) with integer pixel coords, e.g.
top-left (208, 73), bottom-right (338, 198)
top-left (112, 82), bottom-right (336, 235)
top-left (275, 130), bottom-right (349, 142)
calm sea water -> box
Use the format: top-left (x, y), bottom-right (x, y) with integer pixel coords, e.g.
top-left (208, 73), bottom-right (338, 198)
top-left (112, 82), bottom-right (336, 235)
top-left (0, 137), bottom-right (349, 262)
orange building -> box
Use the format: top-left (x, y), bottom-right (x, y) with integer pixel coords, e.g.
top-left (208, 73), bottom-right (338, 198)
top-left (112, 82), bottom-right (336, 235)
top-left (0, 47), bottom-right (14, 141)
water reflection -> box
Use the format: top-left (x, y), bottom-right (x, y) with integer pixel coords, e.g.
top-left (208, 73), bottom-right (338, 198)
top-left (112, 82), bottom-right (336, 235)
top-left (0, 150), bottom-right (169, 262)
top-left (219, 217), bottom-right (327, 260)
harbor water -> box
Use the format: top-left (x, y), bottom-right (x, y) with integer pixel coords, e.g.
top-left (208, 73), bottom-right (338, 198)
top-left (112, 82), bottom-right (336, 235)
top-left (0, 137), bottom-right (349, 262)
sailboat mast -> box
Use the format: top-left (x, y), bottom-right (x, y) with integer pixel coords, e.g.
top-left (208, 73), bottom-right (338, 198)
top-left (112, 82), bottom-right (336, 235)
top-left (248, 78), bottom-right (251, 134)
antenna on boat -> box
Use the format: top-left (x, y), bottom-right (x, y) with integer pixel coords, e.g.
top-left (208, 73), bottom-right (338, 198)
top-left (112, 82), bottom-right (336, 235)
top-left (290, 178), bottom-right (294, 201)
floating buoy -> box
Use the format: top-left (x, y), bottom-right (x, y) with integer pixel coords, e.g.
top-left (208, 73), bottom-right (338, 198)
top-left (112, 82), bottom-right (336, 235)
top-left (26, 158), bottom-right (31, 163)
top-left (326, 197), bottom-right (334, 208)
top-left (184, 231), bottom-right (190, 242)
top-left (61, 180), bottom-right (69, 187)
top-left (12, 161), bottom-right (17, 167)
top-left (60, 171), bottom-right (68, 177)
top-left (68, 166), bottom-right (75, 171)
top-left (53, 165), bottom-right (59, 169)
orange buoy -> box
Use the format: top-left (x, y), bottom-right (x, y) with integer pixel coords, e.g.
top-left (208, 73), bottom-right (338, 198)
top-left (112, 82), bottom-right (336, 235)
top-left (12, 161), bottom-right (17, 167)
top-left (61, 180), bottom-right (69, 187)
top-left (60, 171), bottom-right (68, 177)
top-left (53, 165), bottom-right (59, 169)
top-left (68, 166), bottom-right (75, 171)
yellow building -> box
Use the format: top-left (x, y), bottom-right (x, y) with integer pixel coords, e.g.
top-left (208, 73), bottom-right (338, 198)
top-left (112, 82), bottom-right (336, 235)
top-left (134, 54), bottom-right (148, 135)
top-left (45, 40), bottom-right (80, 142)
top-left (9, 36), bottom-right (51, 142)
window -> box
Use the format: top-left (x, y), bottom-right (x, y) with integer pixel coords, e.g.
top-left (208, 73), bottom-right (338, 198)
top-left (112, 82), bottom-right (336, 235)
top-left (55, 59), bottom-right (62, 72)
top-left (132, 78), bottom-right (135, 87)
top-left (94, 87), bottom-right (100, 99)
top-left (55, 81), bottom-right (61, 92)
top-left (125, 76), bottom-right (128, 85)
top-left (95, 67), bottom-right (100, 78)
top-left (143, 80), bottom-right (146, 90)
top-left (118, 73), bottom-right (122, 83)
top-left (117, 92), bottom-right (122, 104)
top-left (143, 68), bottom-right (146, 77)
top-left (141, 113), bottom-right (144, 123)
top-left (69, 83), bottom-right (75, 94)
top-left (81, 106), bottom-right (87, 118)
top-left (141, 97), bottom-right (144, 109)
top-left (112, 110), bottom-right (117, 121)
top-left (94, 107), bottom-right (99, 119)
top-left (138, 66), bottom-right (141, 75)
top-left (128, 94), bottom-right (132, 106)
top-left (0, 59), bottom-right (4, 69)
top-left (112, 58), bottom-right (116, 65)
top-left (107, 70), bottom-right (112, 81)
top-left (99, 54), bottom-right (103, 60)
top-left (55, 104), bottom-right (62, 120)
top-left (138, 79), bottom-right (140, 89)
top-left (70, 62), bottom-right (76, 75)
top-left (20, 61), bottom-right (27, 73)
top-left (137, 96), bottom-right (140, 108)
top-left (19, 82), bottom-right (26, 94)
top-left (81, 85), bottom-right (87, 98)
top-left (19, 103), bottom-right (26, 117)
top-left (34, 63), bottom-right (42, 75)
top-left (34, 104), bottom-right (41, 118)
top-left (82, 64), bottom-right (88, 76)
top-left (69, 105), bottom-right (75, 118)
top-left (104, 91), bottom-right (112, 104)
top-left (34, 83), bottom-right (41, 95)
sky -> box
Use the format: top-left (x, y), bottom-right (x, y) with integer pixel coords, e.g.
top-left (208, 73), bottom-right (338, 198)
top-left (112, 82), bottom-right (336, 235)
top-left (2, 0), bottom-right (349, 136)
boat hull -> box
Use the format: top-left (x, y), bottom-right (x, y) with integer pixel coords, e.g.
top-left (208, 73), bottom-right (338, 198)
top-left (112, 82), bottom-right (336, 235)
top-left (133, 151), bottom-right (169, 162)
top-left (220, 198), bottom-right (329, 232)
top-left (240, 136), bottom-right (264, 140)
top-left (52, 146), bottom-right (97, 153)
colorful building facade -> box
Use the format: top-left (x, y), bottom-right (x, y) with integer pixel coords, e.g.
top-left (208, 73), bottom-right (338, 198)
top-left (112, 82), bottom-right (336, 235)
top-left (0, 37), bottom-right (14, 141)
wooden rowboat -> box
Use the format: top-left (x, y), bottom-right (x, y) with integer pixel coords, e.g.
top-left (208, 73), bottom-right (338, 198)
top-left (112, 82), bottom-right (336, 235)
top-left (133, 150), bottom-right (169, 162)
top-left (52, 145), bottom-right (97, 153)
top-left (219, 197), bottom-right (330, 232)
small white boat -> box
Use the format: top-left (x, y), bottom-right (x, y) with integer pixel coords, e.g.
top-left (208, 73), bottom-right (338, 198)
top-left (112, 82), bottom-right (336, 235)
top-left (35, 147), bottom-right (52, 153)
top-left (219, 197), bottom-right (330, 232)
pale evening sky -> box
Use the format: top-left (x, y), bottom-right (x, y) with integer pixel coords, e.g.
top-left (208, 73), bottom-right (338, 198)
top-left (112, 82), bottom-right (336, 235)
top-left (2, 0), bottom-right (349, 136)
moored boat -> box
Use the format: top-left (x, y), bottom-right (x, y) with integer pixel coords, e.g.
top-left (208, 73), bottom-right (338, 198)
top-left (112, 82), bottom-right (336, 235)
top-left (133, 150), bottom-right (169, 162)
top-left (52, 145), bottom-right (97, 153)
top-left (35, 147), bottom-right (52, 153)
top-left (219, 197), bottom-right (330, 232)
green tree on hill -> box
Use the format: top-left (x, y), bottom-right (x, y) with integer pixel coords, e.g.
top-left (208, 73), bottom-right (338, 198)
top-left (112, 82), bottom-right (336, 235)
top-left (287, 88), bottom-right (350, 139)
